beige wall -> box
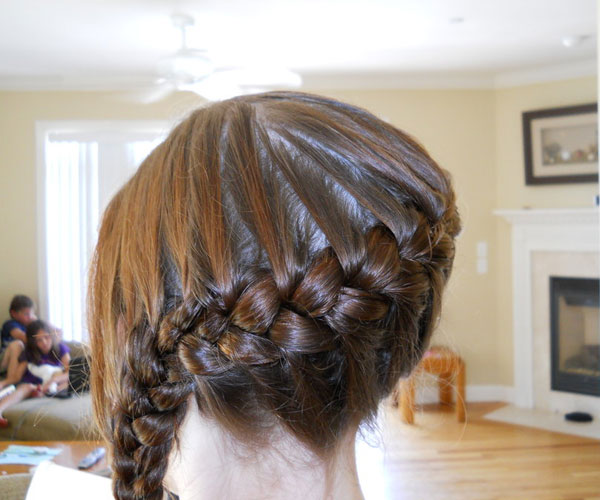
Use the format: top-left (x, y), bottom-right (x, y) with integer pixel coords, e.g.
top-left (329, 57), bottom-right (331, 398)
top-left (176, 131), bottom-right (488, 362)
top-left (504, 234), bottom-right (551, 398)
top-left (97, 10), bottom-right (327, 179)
top-left (0, 79), bottom-right (596, 389)
top-left (494, 76), bottom-right (598, 386)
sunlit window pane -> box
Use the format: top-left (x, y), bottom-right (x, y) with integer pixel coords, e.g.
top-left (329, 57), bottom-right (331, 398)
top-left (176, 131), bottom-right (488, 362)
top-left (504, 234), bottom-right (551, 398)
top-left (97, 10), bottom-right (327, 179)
top-left (43, 130), bottom-right (163, 342)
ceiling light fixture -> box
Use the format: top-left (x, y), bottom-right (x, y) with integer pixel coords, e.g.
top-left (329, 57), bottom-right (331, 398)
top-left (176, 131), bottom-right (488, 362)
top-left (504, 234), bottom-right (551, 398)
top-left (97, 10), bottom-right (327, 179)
top-left (137, 13), bottom-right (302, 102)
top-left (561, 35), bottom-right (589, 48)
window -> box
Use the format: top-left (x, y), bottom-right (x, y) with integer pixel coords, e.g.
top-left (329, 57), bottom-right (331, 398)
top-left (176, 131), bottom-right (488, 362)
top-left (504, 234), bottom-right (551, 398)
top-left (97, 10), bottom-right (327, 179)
top-left (36, 121), bottom-right (167, 342)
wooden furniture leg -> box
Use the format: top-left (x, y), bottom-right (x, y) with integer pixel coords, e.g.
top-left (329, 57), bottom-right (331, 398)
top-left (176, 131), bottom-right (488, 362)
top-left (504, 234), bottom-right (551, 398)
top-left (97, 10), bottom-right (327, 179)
top-left (399, 376), bottom-right (415, 424)
top-left (438, 372), bottom-right (454, 406)
top-left (455, 359), bottom-right (466, 422)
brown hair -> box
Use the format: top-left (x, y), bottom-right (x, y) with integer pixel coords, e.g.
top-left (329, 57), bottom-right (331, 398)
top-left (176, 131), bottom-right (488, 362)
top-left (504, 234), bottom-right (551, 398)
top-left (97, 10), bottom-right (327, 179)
top-left (9, 294), bottom-right (34, 314)
top-left (88, 91), bottom-right (461, 499)
top-left (25, 319), bottom-right (62, 365)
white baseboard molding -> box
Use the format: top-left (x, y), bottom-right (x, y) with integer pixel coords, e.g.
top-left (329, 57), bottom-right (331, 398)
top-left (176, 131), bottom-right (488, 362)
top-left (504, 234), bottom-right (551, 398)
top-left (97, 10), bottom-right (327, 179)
top-left (414, 384), bottom-right (515, 405)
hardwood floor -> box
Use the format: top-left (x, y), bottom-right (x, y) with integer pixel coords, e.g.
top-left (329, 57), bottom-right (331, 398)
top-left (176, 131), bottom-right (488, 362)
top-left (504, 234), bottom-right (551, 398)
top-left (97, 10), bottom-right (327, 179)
top-left (356, 401), bottom-right (600, 500)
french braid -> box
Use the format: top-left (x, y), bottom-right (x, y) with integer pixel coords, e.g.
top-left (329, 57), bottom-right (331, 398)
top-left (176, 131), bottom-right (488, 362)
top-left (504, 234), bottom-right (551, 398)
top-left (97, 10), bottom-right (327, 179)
top-left (89, 91), bottom-right (461, 500)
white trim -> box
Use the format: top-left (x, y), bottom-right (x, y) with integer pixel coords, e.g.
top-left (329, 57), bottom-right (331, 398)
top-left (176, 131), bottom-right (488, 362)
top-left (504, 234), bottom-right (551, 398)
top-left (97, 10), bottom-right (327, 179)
top-left (0, 73), bottom-right (496, 91)
top-left (494, 208), bottom-right (599, 408)
top-left (36, 120), bottom-right (170, 138)
top-left (415, 384), bottom-right (515, 405)
top-left (0, 75), bottom-right (160, 91)
top-left (0, 73), bottom-right (499, 91)
top-left (493, 58), bottom-right (597, 88)
top-left (1, 58), bottom-right (596, 93)
top-left (494, 207), bottom-right (599, 225)
top-left (35, 123), bottom-right (49, 323)
top-left (302, 73), bottom-right (495, 90)
top-left (467, 385), bottom-right (516, 404)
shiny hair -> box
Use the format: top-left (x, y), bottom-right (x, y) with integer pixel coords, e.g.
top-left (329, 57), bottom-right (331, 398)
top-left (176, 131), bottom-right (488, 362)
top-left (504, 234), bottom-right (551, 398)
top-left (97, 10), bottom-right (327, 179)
top-left (88, 91), bottom-right (461, 499)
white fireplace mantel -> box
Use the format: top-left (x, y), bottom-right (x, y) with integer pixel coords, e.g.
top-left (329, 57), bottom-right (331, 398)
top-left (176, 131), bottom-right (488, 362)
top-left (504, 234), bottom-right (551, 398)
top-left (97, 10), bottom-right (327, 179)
top-left (495, 207), bottom-right (599, 226)
top-left (495, 208), bottom-right (599, 409)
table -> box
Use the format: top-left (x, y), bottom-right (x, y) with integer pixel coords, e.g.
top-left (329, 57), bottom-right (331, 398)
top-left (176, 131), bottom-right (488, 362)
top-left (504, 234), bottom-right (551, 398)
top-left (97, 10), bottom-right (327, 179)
top-left (0, 441), bottom-right (107, 475)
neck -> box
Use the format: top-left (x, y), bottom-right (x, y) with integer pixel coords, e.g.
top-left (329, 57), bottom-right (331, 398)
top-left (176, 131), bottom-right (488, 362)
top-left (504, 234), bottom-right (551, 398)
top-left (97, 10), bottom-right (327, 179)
top-left (163, 397), bottom-right (365, 500)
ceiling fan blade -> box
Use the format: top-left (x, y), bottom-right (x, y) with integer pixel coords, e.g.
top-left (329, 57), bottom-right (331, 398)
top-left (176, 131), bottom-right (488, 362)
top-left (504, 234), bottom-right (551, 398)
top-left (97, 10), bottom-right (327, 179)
top-left (140, 13), bottom-right (303, 103)
top-left (183, 67), bottom-right (302, 101)
top-left (214, 67), bottom-right (302, 88)
top-left (131, 81), bottom-right (176, 103)
top-left (182, 74), bottom-right (243, 101)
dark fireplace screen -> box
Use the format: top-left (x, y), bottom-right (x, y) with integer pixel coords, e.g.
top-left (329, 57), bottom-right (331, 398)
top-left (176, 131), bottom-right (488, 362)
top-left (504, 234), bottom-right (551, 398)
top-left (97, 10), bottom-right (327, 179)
top-left (550, 277), bottom-right (600, 397)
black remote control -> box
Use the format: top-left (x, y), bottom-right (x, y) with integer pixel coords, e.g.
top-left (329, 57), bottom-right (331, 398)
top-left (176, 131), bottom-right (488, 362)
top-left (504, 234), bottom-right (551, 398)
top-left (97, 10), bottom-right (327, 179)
top-left (78, 446), bottom-right (106, 469)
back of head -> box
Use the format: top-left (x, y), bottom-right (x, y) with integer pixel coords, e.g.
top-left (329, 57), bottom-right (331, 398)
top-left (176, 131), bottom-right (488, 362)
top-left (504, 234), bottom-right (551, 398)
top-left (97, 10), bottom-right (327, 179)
top-left (88, 91), bottom-right (461, 499)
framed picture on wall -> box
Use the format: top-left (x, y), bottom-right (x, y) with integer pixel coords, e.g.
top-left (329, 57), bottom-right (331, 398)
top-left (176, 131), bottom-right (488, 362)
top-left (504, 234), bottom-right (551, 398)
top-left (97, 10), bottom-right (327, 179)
top-left (522, 103), bottom-right (598, 185)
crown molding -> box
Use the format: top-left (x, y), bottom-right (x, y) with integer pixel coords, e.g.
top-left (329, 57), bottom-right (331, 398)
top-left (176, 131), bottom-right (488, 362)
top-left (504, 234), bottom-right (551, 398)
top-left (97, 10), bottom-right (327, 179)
top-left (301, 72), bottom-right (495, 90)
top-left (0, 75), bottom-right (158, 92)
top-left (0, 59), bottom-right (596, 92)
top-left (493, 58), bottom-right (597, 88)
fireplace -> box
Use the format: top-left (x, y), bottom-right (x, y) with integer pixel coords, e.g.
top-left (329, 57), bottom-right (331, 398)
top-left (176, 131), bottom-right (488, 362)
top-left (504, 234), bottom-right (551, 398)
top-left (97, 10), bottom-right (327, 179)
top-left (495, 207), bottom-right (599, 414)
top-left (550, 277), bottom-right (600, 397)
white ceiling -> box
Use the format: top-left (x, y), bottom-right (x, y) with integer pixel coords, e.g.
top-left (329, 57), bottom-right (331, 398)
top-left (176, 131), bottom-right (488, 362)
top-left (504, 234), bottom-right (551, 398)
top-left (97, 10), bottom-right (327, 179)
top-left (0, 0), bottom-right (597, 91)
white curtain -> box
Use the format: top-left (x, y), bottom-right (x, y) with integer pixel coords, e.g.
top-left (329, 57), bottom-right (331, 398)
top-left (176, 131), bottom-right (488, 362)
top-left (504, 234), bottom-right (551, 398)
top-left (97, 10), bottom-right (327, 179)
top-left (45, 141), bottom-right (98, 342)
top-left (43, 137), bottom-right (161, 342)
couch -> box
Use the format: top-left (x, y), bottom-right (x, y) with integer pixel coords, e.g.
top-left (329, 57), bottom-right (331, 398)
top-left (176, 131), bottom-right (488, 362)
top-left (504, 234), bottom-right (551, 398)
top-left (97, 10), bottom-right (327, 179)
top-left (0, 342), bottom-right (100, 441)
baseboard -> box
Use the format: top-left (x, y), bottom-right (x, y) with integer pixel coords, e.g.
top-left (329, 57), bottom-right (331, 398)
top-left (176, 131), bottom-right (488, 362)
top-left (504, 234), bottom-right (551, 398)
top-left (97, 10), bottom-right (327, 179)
top-left (414, 384), bottom-right (515, 405)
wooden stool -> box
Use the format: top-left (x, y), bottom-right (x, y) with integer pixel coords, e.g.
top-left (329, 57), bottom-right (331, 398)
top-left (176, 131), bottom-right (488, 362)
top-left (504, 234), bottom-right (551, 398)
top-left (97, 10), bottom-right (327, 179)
top-left (394, 346), bottom-right (466, 423)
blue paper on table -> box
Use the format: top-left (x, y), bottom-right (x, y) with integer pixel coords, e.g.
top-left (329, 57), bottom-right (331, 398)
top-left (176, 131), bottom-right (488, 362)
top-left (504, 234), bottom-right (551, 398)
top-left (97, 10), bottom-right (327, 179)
top-left (0, 445), bottom-right (62, 465)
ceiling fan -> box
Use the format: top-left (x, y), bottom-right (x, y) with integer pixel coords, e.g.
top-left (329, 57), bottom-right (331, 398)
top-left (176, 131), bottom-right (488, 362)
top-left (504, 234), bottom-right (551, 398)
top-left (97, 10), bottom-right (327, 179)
top-left (138, 13), bottom-right (302, 102)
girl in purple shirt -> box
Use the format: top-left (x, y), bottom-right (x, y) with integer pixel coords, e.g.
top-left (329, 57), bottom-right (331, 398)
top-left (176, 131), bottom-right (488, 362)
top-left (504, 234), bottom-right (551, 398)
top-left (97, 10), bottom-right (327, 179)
top-left (0, 319), bottom-right (70, 427)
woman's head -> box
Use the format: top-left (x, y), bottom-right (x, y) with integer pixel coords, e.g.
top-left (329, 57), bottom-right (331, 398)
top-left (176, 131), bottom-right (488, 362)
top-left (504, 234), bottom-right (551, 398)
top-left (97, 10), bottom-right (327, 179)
top-left (26, 319), bottom-right (58, 359)
top-left (88, 91), bottom-right (461, 499)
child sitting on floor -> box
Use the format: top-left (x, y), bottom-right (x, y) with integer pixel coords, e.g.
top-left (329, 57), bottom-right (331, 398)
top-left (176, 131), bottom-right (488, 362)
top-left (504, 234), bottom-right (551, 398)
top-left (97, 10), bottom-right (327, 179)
top-left (0, 319), bottom-right (70, 427)
top-left (0, 294), bottom-right (37, 389)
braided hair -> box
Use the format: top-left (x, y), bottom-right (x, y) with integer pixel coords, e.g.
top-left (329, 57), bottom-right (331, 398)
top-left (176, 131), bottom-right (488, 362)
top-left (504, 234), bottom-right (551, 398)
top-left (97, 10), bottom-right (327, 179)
top-left (88, 91), bottom-right (461, 499)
